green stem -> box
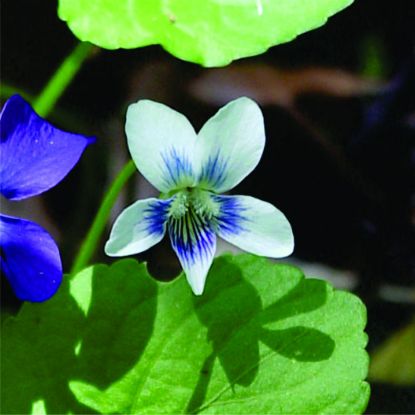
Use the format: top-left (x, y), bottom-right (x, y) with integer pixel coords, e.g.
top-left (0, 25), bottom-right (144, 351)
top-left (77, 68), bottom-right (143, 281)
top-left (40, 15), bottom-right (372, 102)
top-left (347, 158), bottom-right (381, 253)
top-left (0, 83), bottom-right (34, 101)
top-left (33, 42), bottom-right (93, 117)
top-left (71, 160), bottom-right (137, 275)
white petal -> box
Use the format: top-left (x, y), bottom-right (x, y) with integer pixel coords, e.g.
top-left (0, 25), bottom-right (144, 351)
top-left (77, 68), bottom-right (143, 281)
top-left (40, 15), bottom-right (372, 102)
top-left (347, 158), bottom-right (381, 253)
top-left (215, 195), bottom-right (294, 258)
top-left (197, 97), bottom-right (265, 193)
top-left (105, 198), bottom-right (171, 256)
top-left (126, 100), bottom-right (198, 192)
top-left (168, 209), bottom-right (216, 295)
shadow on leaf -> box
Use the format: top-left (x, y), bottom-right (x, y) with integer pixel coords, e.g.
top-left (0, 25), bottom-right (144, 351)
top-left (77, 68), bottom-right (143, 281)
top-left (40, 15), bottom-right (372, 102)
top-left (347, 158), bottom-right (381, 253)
top-left (187, 256), bottom-right (334, 413)
top-left (260, 326), bottom-right (335, 361)
top-left (1, 260), bottom-right (157, 414)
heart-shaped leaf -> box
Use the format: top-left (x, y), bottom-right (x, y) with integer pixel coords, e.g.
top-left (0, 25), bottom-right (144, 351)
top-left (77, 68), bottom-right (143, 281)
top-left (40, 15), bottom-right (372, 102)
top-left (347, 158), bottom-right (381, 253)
top-left (58, 0), bottom-right (355, 67)
top-left (1, 255), bottom-right (369, 414)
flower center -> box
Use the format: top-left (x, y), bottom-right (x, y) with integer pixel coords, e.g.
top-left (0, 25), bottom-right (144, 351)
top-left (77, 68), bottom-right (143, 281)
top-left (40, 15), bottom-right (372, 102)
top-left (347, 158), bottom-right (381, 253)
top-left (168, 188), bottom-right (219, 222)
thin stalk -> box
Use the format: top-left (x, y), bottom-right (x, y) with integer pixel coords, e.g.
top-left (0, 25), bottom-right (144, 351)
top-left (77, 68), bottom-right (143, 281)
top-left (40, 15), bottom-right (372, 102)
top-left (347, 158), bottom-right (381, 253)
top-left (71, 160), bottom-right (136, 275)
top-left (0, 83), bottom-right (34, 101)
top-left (34, 42), bottom-right (93, 117)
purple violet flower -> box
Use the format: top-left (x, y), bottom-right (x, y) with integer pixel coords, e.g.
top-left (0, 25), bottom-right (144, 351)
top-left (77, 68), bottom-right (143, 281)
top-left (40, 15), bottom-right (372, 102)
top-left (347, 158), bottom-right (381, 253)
top-left (0, 95), bottom-right (94, 302)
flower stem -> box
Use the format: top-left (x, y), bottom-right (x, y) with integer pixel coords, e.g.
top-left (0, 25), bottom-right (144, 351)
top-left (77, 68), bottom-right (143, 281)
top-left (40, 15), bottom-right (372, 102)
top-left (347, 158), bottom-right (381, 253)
top-left (71, 160), bottom-right (136, 275)
top-left (33, 42), bottom-right (93, 117)
top-left (0, 83), bottom-right (34, 101)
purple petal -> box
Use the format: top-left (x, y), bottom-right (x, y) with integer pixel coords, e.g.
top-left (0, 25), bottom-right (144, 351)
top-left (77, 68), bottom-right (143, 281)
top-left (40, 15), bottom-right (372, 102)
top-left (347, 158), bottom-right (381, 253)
top-left (0, 214), bottom-right (62, 302)
top-left (0, 95), bottom-right (95, 200)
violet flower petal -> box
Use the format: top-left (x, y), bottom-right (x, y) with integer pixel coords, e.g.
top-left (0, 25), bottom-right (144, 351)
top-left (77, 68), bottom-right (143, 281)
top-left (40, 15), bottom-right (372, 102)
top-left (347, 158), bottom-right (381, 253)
top-left (0, 213), bottom-right (62, 302)
top-left (0, 95), bottom-right (95, 200)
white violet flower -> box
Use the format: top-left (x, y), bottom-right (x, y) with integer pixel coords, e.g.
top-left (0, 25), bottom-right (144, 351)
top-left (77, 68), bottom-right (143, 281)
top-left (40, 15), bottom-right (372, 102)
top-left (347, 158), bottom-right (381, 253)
top-left (105, 97), bottom-right (294, 295)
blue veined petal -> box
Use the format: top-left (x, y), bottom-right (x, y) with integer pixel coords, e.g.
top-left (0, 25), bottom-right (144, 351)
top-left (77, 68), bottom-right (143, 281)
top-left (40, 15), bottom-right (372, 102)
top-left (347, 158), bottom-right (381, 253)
top-left (0, 95), bottom-right (95, 201)
top-left (0, 214), bottom-right (62, 302)
top-left (214, 195), bottom-right (294, 258)
top-left (168, 207), bottom-right (216, 295)
top-left (126, 100), bottom-right (198, 192)
top-left (198, 149), bottom-right (229, 191)
top-left (105, 198), bottom-right (172, 256)
top-left (212, 195), bottom-right (248, 235)
top-left (196, 97), bottom-right (265, 193)
top-left (160, 147), bottom-right (194, 190)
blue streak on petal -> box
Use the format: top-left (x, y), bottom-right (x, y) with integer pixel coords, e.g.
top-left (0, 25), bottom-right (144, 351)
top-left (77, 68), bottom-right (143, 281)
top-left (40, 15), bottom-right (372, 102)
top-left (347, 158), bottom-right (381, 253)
top-left (213, 195), bottom-right (248, 236)
top-left (168, 207), bottom-right (215, 267)
top-left (0, 94), bottom-right (95, 201)
top-left (199, 150), bottom-right (229, 190)
top-left (160, 147), bottom-right (194, 190)
top-left (142, 198), bottom-right (171, 237)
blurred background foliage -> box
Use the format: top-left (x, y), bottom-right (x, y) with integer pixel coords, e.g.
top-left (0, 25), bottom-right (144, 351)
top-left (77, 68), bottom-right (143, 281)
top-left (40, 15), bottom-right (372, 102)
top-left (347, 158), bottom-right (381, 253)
top-left (1, 0), bottom-right (414, 413)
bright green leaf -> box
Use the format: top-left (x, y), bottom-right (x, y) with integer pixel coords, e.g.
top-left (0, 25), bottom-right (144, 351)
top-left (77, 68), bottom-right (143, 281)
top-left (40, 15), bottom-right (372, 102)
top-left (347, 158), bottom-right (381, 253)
top-left (58, 0), bottom-right (355, 67)
top-left (1, 255), bottom-right (369, 414)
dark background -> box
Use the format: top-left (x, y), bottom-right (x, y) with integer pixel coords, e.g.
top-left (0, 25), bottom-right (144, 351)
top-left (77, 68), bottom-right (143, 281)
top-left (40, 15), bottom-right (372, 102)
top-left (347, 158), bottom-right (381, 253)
top-left (1, 0), bottom-right (415, 413)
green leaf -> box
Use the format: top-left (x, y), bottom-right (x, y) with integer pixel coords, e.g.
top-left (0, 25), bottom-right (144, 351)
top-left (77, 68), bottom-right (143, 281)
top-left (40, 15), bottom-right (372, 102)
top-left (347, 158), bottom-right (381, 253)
top-left (1, 255), bottom-right (369, 414)
top-left (369, 319), bottom-right (415, 386)
top-left (58, 0), bottom-right (355, 67)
